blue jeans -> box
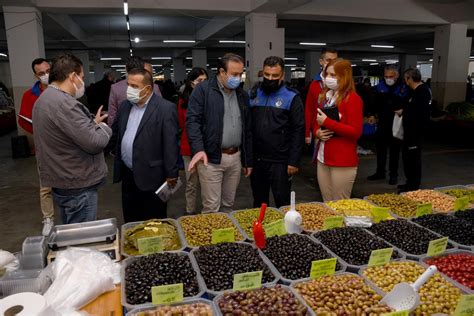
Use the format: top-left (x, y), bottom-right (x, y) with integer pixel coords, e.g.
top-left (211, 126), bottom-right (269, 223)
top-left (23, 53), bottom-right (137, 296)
top-left (52, 189), bottom-right (98, 224)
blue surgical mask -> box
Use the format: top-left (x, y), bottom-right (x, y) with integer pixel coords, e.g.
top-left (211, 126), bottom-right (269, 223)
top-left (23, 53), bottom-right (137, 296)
top-left (226, 74), bottom-right (241, 90)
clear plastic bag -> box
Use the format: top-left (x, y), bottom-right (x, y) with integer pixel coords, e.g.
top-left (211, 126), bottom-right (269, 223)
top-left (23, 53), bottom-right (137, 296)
top-left (155, 178), bottom-right (183, 202)
top-left (392, 115), bottom-right (404, 140)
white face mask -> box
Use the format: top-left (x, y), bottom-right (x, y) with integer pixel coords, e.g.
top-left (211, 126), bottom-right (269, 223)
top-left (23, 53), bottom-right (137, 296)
top-left (325, 77), bottom-right (338, 90)
top-left (127, 85), bottom-right (149, 104)
top-left (39, 73), bottom-right (49, 85)
top-left (72, 74), bottom-right (85, 99)
top-left (385, 78), bottom-right (396, 86)
top-left (320, 71), bottom-right (326, 85)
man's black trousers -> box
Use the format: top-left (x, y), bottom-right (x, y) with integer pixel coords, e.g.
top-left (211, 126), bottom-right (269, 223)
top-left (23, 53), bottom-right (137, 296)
top-left (250, 160), bottom-right (291, 208)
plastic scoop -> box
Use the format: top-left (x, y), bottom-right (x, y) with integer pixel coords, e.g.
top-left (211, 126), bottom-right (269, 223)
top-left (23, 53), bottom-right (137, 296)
top-left (253, 203), bottom-right (267, 249)
top-left (381, 265), bottom-right (437, 311)
top-left (284, 191), bottom-right (302, 234)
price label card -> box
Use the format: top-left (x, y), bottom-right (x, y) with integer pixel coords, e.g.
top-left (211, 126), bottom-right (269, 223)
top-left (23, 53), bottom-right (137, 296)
top-left (368, 248), bottom-right (394, 267)
top-left (263, 219), bottom-right (286, 238)
top-left (323, 216), bottom-right (344, 230)
top-left (233, 271), bottom-right (263, 291)
top-left (371, 207), bottom-right (390, 223)
top-left (381, 311), bottom-right (409, 316)
top-left (138, 236), bottom-right (163, 255)
top-left (310, 258), bottom-right (337, 279)
top-left (151, 283), bottom-right (183, 305)
top-left (455, 197), bottom-right (470, 211)
top-left (453, 294), bottom-right (474, 316)
top-left (211, 227), bottom-right (235, 244)
top-left (427, 236), bottom-right (449, 257)
top-left (416, 203), bottom-right (433, 217)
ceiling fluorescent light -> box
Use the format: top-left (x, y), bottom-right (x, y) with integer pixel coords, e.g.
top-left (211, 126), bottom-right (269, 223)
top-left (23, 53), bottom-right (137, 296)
top-left (425, 47), bottom-right (434, 51)
top-left (285, 57), bottom-right (298, 60)
top-left (152, 64), bottom-right (163, 67)
top-left (185, 57), bottom-right (192, 60)
top-left (126, 22), bottom-right (130, 30)
top-left (285, 64), bottom-right (297, 67)
top-left (371, 45), bottom-right (394, 49)
top-left (134, 37), bottom-right (140, 43)
top-left (152, 57), bottom-right (171, 60)
top-left (163, 40), bottom-right (196, 43)
top-left (100, 57), bottom-right (121, 61)
top-left (469, 56), bottom-right (474, 59)
top-left (219, 40), bottom-right (245, 44)
top-left (123, 2), bottom-right (128, 15)
top-left (299, 42), bottom-right (326, 46)
top-left (362, 59), bottom-right (377, 62)
top-left (370, 63), bottom-right (379, 65)
top-left (0, 53), bottom-right (7, 57)
top-left (351, 64), bottom-right (357, 67)
top-left (111, 65), bottom-right (126, 68)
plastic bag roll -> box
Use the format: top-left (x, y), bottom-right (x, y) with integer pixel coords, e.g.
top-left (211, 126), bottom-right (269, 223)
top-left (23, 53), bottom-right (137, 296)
top-left (0, 292), bottom-right (60, 316)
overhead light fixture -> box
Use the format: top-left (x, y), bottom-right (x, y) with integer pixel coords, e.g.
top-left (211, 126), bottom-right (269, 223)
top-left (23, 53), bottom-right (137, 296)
top-left (126, 22), bottom-right (130, 30)
top-left (123, 1), bottom-right (128, 15)
top-left (152, 64), bottom-right (163, 67)
top-left (299, 42), bottom-right (326, 46)
top-left (0, 53), bottom-right (7, 57)
top-left (469, 56), bottom-right (474, 59)
top-left (429, 59), bottom-right (433, 62)
top-left (163, 40), bottom-right (196, 43)
top-left (285, 64), bottom-right (297, 67)
top-left (111, 65), bottom-right (126, 68)
top-left (100, 57), bottom-right (121, 61)
top-left (134, 37), bottom-right (140, 43)
top-left (351, 64), bottom-right (357, 67)
top-left (362, 59), bottom-right (377, 62)
top-left (284, 57), bottom-right (298, 60)
top-left (219, 40), bottom-right (245, 44)
top-left (185, 57), bottom-right (193, 60)
top-left (370, 63), bottom-right (379, 65)
top-left (385, 60), bottom-right (399, 64)
top-left (371, 45), bottom-right (394, 49)
top-left (211, 68), bottom-right (217, 70)
top-left (425, 47), bottom-right (434, 51)
top-left (89, 71), bottom-right (95, 74)
top-left (152, 57), bottom-right (172, 60)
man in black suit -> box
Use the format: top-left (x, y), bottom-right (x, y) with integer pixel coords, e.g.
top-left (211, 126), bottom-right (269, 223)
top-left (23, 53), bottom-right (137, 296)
top-left (109, 68), bottom-right (179, 222)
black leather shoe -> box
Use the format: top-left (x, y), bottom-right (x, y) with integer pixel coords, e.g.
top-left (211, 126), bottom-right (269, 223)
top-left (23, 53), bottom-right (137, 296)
top-left (367, 173), bottom-right (385, 181)
top-left (389, 177), bottom-right (398, 185)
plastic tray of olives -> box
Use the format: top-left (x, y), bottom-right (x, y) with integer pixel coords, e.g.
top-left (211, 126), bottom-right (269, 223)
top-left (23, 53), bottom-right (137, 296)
top-left (279, 202), bottom-right (341, 233)
top-left (312, 227), bottom-right (407, 272)
top-left (364, 194), bottom-right (423, 219)
top-left (213, 284), bottom-right (314, 316)
top-left (359, 259), bottom-right (469, 315)
top-left (400, 190), bottom-right (465, 214)
top-left (177, 212), bottom-right (246, 249)
top-left (121, 251), bottom-right (206, 311)
top-left (418, 249), bottom-right (474, 294)
top-left (121, 219), bottom-right (185, 258)
top-left (290, 272), bottom-right (391, 315)
top-left (229, 207), bottom-right (283, 241)
top-left (125, 298), bottom-right (218, 316)
top-left (258, 234), bottom-right (347, 285)
top-left (325, 198), bottom-right (376, 216)
top-left (434, 184), bottom-right (474, 199)
top-left (190, 241), bottom-right (280, 298)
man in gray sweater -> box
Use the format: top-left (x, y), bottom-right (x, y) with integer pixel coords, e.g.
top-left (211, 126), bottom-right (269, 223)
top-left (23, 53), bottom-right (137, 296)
top-left (33, 53), bottom-right (111, 224)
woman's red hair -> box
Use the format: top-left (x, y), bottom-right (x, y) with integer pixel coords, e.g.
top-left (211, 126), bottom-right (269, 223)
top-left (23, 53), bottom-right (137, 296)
top-left (319, 58), bottom-right (356, 106)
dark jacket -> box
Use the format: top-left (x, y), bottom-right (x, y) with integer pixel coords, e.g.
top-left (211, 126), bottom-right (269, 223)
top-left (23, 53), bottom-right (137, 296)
top-left (403, 83), bottom-right (432, 147)
top-left (108, 93), bottom-right (179, 192)
top-left (374, 79), bottom-right (409, 133)
top-left (186, 76), bottom-right (253, 167)
top-left (249, 85), bottom-right (305, 167)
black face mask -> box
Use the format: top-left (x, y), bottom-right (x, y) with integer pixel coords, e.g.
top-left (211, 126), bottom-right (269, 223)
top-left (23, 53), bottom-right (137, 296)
top-left (261, 77), bottom-right (282, 94)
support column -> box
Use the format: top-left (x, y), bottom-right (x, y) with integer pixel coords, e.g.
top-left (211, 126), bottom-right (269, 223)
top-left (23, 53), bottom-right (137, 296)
top-left (4, 6), bottom-right (45, 135)
top-left (93, 61), bottom-right (105, 83)
top-left (245, 13), bottom-right (284, 87)
top-left (192, 49), bottom-right (207, 69)
top-left (400, 54), bottom-right (418, 71)
top-left (431, 24), bottom-right (472, 109)
top-left (163, 67), bottom-right (171, 81)
top-left (75, 51), bottom-right (91, 86)
top-left (305, 51), bottom-right (320, 83)
top-left (173, 58), bottom-right (186, 83)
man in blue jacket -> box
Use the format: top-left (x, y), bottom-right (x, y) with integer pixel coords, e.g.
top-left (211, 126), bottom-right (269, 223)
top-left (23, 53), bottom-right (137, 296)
top-left (249, 56), bottom-right (305, 208)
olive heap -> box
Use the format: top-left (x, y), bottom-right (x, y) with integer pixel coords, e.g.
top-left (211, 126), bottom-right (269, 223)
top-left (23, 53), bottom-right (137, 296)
top-left (363, 261), bottom-right (462, 315)
top-left (369, 219), bottom-right (453, 255)
top-left (367, 193), bottom-right (419, 218)
top-left (180, 213), bottom-right (243, 247)
top-left (262, 234), bottom-right (342, 280)
top-left (194, 243), bottom-right (275, 292)
top-left (404, 189), bottom-right (457, 212)
top-left (232, 208), bottom-right (283, 238)
top-left (314, 227), bottom-right (400, 266)
top-left (125, 253), bottom-right (200, 305)
top-left (294, 274), bottom-right (392, 314)
top-left (281, 203), bottom-right (339, 231)
top-left (441, 188), bottom-right (474, 203)
top-left (412, 213), bottom-right (474, 246)
top-left (217, 285), bottom-right (309, 315)
top-left (326, 199), bottom-right (375, 217)
top-left (130, 302), bottom-right (213, 316)
top-left (454, 208), bottom-right (474, 224)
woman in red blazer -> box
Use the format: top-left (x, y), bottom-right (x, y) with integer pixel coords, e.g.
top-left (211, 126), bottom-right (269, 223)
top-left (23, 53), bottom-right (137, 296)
top-left (178, 67), bottom-right (208, 213)
top-left (313, 58), bottom-right (363, 201)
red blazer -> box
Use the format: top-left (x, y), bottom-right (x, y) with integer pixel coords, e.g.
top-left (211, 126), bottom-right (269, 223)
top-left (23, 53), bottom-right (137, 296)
top-left (313, 91), bottom-right (363, 167)
top-left (178, 97), bottom-right (191, 156)
top-left (18, 81), bottom-right (44, 134)
top-left (305, 80), bottom-right (324, 138)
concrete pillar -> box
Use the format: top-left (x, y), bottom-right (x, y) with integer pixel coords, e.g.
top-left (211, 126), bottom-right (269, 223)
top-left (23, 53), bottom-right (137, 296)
top-left (305, 51), bottom-right (321, 83)
top-left (400, 54), bottom-right (418, 71)
top-left (192, 49), bottom-right (207, 69)
top-left (163, 67), bottom-right (171, 81)
top-left (173, 58), bottom-right (186, 83)
top-left (94, 62), bottom-right (105, 83)
top-left (75, 51), bottom-right (91, 86)
top-left (245, 13), bottom-right (284, 87)
top-left (4, 6), bottom-right (45, 135)
top-left (431, 24), bottom-right (472, 109)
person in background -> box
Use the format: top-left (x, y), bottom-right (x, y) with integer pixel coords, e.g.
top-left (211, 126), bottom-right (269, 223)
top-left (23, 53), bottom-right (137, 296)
top-left (249, 56), bottom-right (304, 208)
top-left (313, 58), bottom-right (363, 201)
top-left (17, 58), bottom-right (55, 235)
top-left (108, 57), bottom-right (161, 126)
top-left (398, 68), bottom-right (431, 193)
top-left (178, 67), bottom-right (208, 214)
top-left (33, 53), bottom-right (111, 224)
top-left (108, 69), bottom-right (179, 222)
top-left (367, 65), bottom-right (408, 185)
top-left (87, 70), bottom-right (116, 114)
top-left (305, 48), bottom-right (338, 145)
top-left (186, 53), bottom-right (253, 213)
